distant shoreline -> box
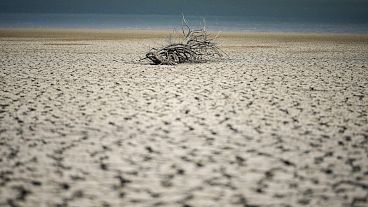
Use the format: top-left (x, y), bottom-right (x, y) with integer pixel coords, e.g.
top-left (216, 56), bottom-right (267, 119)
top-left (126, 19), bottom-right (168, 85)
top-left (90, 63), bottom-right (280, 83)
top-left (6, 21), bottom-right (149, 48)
top-left (1, 28), bottom-right (368, 42)
top-left (1, 13), bottom-right (367, 35)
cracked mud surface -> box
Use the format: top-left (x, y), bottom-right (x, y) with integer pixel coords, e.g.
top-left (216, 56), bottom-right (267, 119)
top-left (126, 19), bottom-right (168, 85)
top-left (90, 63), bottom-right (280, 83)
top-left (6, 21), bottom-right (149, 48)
top-left (1, 33), bottom-right (368, 207)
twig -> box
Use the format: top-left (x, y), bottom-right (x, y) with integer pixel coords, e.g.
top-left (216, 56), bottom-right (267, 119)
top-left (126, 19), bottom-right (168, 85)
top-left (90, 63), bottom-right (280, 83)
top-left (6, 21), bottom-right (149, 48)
top-left (144, 16), bottom-right (226, 65)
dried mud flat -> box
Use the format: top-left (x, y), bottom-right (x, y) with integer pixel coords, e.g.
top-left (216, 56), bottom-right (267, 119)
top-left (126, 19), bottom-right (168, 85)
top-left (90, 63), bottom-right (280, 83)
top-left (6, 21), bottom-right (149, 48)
top-left (0, 30), bottom-right (368, 207)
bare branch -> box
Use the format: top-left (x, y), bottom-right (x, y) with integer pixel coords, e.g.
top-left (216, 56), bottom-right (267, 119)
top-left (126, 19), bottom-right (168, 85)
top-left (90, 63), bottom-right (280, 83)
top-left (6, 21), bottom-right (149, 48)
top-left (144, 16), bottom-right (227, 65)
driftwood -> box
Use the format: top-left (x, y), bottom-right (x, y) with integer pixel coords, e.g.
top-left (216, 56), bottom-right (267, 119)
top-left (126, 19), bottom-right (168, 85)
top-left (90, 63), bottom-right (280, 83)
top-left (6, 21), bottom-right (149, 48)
top-left (142, 16), bottom-right (225, 65)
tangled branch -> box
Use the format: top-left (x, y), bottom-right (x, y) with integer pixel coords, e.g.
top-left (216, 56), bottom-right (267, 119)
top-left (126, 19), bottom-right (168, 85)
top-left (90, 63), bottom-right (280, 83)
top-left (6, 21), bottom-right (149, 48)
top-left (142, 16), bottom-right (225, 65)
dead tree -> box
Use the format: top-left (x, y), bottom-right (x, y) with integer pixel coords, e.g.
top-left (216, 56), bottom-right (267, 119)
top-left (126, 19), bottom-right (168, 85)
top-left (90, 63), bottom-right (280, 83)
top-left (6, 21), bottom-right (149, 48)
top-left (143, 16), bottom-right (225, 65)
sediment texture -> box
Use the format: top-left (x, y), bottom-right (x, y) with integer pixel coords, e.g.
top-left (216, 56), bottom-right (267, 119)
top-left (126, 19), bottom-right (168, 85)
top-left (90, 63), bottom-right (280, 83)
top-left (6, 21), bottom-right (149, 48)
top-left (1, 35), bottom-right (368, 207)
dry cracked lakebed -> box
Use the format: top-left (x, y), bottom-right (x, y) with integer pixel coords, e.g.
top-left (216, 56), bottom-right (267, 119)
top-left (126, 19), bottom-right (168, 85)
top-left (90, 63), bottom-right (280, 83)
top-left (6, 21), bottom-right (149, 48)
top-left (1, 33), bottom-right (368, 207)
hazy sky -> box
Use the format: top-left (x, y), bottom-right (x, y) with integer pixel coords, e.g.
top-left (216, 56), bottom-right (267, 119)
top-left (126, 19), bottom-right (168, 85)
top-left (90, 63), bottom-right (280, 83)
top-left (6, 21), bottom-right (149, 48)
top-left (1, 0), bottom-right (368, 23)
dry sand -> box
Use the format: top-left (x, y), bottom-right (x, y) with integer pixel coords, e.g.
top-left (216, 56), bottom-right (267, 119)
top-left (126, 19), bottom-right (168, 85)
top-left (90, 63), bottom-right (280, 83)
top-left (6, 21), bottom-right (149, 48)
top-left (0, 29), bottom-right (368, 207)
